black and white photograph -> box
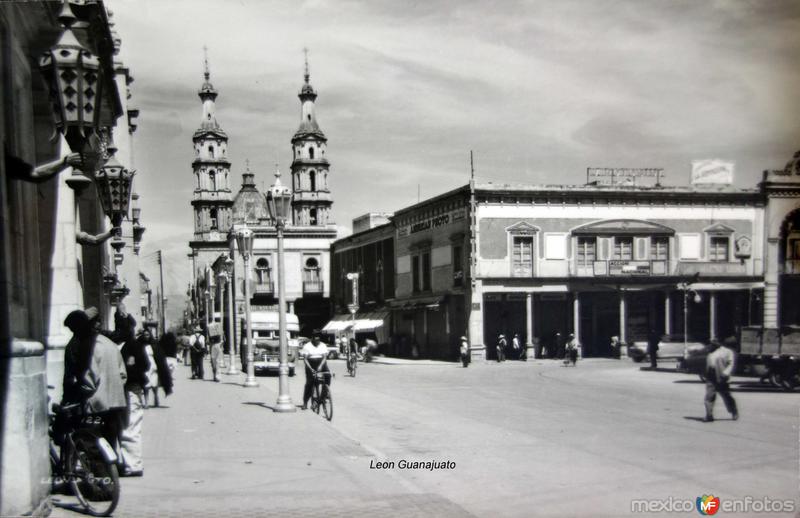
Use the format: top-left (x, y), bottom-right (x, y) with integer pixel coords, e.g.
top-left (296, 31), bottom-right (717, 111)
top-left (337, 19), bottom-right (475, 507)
top-left (1, 1), bottom-right (799, 517)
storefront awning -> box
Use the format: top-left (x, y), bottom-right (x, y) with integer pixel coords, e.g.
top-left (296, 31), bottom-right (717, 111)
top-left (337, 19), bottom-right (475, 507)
top-left (681, 281), bottom-right (765, 291)
top-left (388, 296), bottom-right (444, 310)
top-left (321, 310), bottom-right (390, 333)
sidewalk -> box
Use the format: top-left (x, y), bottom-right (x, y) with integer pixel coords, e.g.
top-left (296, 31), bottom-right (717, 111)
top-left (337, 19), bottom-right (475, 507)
top-left (49, 358), bottom-right (474, 518)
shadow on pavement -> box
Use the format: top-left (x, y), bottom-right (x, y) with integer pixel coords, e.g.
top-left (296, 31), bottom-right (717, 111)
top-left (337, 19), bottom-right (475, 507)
top-left (639, 367), bottom-right (679, 373)
top-left (242, 401), bottom-right (278, 411)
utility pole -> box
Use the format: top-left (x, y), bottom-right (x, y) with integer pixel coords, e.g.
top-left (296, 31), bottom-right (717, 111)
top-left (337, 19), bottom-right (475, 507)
top-left (158, 250), bottom-right (166, 336)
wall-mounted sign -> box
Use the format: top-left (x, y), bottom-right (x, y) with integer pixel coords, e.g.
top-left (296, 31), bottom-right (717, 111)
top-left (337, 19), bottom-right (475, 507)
top-left (691, 159), bottom-right (734, 185)
top-left (586, 168), bottom-right (663, 187)
top-left (399, 208), bottom-right (465, 238)
top-left (609, 260), bottom-right (651, 276)
top-left (734, 236), bottom-right (752, 258)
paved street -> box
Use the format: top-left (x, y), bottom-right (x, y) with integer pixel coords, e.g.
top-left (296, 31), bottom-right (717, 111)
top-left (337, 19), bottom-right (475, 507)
top-left (51, 357), bottom-right (798, 518)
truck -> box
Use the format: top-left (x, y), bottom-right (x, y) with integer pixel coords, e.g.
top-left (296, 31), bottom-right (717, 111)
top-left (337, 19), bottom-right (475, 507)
top-left (739, 325), bottom-right (800, 390)
top-left (677, 326), bottom-right (800, 390)
top-left (241, 310), bottom-right (300, 376)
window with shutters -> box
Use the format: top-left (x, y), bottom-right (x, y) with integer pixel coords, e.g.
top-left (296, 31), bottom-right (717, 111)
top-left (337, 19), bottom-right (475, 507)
top-left (651, 237), bottom-right (669, 260)
top-left (412, 255), bottom-right (421, 293)
top-left (512, 236), bottom-right (534, 276)
top-left (613, 237), bottom-right (633, 260)
top-left (709, 237), bottom-right (729, 262)
top-left (576, 237), bottom-right (596, 266)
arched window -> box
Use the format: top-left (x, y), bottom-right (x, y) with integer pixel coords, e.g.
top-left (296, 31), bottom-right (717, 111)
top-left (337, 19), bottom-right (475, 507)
top-left (309, 208), bottom-right (318, 225)
top-left (309, 170), bottom-right (316, 191)
top-left (255, 258), bottom-right (271, 285)
top-left (208, 170), bottom-right (216, 191)
top-left (210, 208), bottom-right (218, 230)
top-left (209, 145), bottom-right (215, 158)
top-left (304, 257), bottom-right (320, 284)
top-left (309, 147), bottom-right (315, 159)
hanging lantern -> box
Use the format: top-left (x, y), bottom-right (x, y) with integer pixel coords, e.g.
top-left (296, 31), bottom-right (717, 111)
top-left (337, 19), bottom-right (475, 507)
top-left (39, 1), bottom-right (104, 154)
top-left (235, 226), bottom-right (254, 260)
top-left (132, 223), bottom-right (145, 255)
top-left (265, 169), bottom-right (293, 228)
top-left (95, 144), bottom-right (135, 227)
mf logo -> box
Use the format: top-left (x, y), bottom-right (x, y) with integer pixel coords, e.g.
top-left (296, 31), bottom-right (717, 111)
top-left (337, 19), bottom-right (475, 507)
top-left (696, 495), bottom-right (720, 515)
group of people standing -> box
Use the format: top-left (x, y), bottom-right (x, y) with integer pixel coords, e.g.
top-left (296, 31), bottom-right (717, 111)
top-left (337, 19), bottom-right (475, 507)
top-left (178, 323), bottom-right (225, 381)
top-left (61, 303), bottom-right (175, 478)
top-left (494, 332), bottom-right (579, 365)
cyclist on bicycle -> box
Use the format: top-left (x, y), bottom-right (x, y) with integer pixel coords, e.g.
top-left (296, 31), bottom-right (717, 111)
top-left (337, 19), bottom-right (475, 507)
top-left (300, 332), bottom-right (330, 410)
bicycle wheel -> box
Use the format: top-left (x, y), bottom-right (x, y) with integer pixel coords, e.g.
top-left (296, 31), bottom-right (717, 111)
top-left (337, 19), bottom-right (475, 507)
top-left (321, 385), bottom-right (333, 421)
top-left (68, 436), bottom-right (120, 517)
top-left (311, 383), bottom-right (321, 414)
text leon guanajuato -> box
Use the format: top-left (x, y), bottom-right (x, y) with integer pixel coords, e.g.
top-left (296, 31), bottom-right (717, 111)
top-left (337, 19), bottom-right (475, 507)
top-left (369, 459), bottom-right (456, 471)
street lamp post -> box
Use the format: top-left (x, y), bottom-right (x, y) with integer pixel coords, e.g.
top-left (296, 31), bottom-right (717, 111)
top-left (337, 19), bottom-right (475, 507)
top-left (346, 272), bottom-right (360, 339)
top-left (223, 257), bottom-right (239, 375)
top-left (682, 282), bottom-right (702, 348)
top-left (236, 226), bottom-right (258, 387)
top-left (266, 169), bottom-right (295, 412)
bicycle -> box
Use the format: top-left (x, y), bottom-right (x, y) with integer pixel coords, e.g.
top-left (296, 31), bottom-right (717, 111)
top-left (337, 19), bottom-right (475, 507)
top-left (304, 358), bottom-right (333, 421)
top-left (49, 401), bottom-right (120, 516)
top-left (346, 347), bottom-right (357, 377)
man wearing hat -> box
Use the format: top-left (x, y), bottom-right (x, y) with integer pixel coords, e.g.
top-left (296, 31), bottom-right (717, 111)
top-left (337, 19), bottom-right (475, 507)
top-left (704, 336), bottom-right (739, 422)
top-left (188, 326), bottom-right (207, 380)
top-left (496, 334), bottom-right (507, 363)
top-left (459, 336), bottom-right (470, 367)
top-left (62, 308), bottom-right (128, 458)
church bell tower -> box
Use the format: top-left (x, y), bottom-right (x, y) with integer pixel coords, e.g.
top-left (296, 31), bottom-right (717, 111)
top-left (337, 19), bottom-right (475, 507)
top-left (290, 50), bottom-right (333, 227)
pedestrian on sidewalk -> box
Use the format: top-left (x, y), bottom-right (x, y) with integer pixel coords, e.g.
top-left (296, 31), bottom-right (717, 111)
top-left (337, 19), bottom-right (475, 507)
top-left (160, 331), bottom-right (179, 375)
top-left (496, 334), bottom-right (507, 362)
top-left (188, 326), bottom-right (206, 379)
top-left (564, 333), bottom-right (579, 366)
top-left (120, 327), bottom-right (151, 476)
top-left (703, 337), bottom-right (739, 422)
top-left (647, 329), bottom-right (660, 370)
top-left (208, 322), bottom-right (223, 382)
top-left (459, 336), bottom-right (470, 367)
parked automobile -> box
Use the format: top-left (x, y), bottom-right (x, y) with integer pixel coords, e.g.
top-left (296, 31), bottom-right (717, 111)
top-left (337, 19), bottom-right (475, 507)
top-left (246, 310), bottom-right (299, 376)
top-left (628, 335), bottom-right (697, 363)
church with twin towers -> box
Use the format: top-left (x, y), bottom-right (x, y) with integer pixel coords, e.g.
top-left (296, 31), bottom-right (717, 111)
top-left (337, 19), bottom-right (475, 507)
top-left (188, 50), bottom-right (337, 337)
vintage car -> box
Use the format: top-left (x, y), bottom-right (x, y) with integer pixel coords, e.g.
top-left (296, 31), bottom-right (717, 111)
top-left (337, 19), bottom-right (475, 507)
top-left (628, 335), bottom-right (698, 363)
top-left (243, 310), bottom-right (300, 376)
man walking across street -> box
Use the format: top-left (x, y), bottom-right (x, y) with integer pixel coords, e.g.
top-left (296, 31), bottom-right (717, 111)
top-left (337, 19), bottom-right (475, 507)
top-left (704, 336), bottom-right (739, 422)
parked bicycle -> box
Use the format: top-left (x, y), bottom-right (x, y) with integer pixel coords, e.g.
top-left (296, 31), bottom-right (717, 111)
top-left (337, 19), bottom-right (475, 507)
top-left (49, 400), bottom-right (120, 516)
top-left (304, 357), bottom-right (333, 421)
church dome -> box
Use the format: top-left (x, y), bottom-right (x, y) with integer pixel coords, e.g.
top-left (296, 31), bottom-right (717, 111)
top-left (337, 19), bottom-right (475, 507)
top-left (232, 172), bottom-right (269, 224)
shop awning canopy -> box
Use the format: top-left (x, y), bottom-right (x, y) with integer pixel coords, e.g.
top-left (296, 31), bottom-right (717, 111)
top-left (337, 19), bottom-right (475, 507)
top-left (388, 296), bottom-right (445, 310)
top-left (321, 310), bottom-right (390, 333)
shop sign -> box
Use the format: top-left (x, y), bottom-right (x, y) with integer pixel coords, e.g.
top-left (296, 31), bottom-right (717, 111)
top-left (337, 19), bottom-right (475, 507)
top-left (586, 167), bottom-right (663, 187)
top-left (691, 159), bottom-right (734, 185)
top-left (734, 236), bottom-right (752, 258)
top-left (609, 260), bottom-right (650, 276)
top-left (540, 293), bottom-right (567, 301)
top-left (484, 293), bottom-right (502, 301)
top-left (399, 209), bottom-right (464, 237)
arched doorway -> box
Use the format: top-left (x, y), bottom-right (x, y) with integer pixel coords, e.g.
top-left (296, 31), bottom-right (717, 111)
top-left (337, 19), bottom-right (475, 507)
top-left (780, 209), bottom-right (800, 326)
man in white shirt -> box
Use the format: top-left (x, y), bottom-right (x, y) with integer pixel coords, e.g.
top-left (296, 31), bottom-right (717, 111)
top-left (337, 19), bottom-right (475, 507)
top-left (300, 332), bottom-right (330, 410)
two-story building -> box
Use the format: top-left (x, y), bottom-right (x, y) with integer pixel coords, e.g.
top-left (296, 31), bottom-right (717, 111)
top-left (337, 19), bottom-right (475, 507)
top-left (472, 181), bottom-right (765, 358)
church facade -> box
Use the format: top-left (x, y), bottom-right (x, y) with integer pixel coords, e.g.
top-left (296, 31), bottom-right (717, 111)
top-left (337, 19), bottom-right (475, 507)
top-left (188, 55), bottom-right (337, 340)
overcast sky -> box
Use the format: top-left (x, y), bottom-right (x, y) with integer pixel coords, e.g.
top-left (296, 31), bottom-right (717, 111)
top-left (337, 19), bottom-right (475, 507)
top-left (108, 0), bottom-right (800, 316)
